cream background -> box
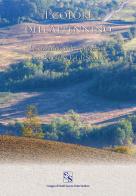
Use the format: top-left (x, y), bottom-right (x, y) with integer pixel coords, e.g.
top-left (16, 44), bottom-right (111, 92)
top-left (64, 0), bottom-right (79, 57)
top-left (0, 164), bottom-right (135, 196)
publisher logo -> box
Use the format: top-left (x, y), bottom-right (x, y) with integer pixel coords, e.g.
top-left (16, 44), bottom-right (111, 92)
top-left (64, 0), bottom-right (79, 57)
top-left (63, 171), bottom-right (73, 183)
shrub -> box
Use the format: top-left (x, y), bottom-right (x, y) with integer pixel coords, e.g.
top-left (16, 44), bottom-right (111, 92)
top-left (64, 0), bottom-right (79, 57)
top-left (111, 146), bottom-right (136, 155)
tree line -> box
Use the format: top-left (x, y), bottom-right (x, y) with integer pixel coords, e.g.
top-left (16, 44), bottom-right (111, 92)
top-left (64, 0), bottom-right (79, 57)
top-left (0, 0), bottom-right (119, 25)
top-left (0, 41), bottom-right (136, 101)
top-left (4, 105), bottom-right (136, 148)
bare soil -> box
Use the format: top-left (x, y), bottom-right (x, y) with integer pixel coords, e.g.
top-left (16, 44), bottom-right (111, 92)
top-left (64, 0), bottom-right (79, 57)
top-left (0, 135), bottom-right (136, 164)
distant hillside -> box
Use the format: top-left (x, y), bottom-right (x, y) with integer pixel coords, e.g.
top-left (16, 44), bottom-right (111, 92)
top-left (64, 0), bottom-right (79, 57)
top-left (111, 0), bottom-right (136, 22)
top-left (0, 136), bottom-right (136, 163)
top-left (0, 0), bottom-right (135, 25)
top-left (0, 0), bottom-right (119, 25)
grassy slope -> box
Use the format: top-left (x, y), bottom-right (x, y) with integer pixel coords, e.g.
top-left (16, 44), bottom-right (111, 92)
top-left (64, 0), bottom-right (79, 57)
top-left (111, 0), bottom-right (136, 22)
top-left (0, 22), bottom-right (110, 68)
top-left (0, 21), bottom-right (130, 68)
top-left (1, 81), bottom-right (136, 127)
top-left (0, 135), bottom-right (136, 164)
top-left (1, 82), bottom-right (136, 127)
top-left (124, 37), bottom-right (136, 50)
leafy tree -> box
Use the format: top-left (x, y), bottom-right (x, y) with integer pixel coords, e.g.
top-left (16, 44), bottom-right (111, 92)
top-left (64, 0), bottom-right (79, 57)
top-left (47, 110), bottom-right (87, 142)
top-left (114, 120), bottom-right (133, 145)
top-left (21, 105), bottom-right (45, 139)
top-left (6, 60), bottom-right (43, 81)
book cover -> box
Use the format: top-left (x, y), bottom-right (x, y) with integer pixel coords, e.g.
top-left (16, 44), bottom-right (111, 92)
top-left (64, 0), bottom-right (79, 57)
top-left (0, 0), bottom-right (136, 195)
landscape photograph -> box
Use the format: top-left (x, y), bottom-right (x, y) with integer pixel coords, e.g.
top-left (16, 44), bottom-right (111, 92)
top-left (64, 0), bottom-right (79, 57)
top-left (1, 0), bottom-right (136, 164)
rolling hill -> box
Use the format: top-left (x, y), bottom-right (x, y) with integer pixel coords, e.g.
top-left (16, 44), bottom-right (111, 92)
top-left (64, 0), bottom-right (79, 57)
top-left (1, 81), bottom-right (136, 127)
top-left (0, 135), bottom-right (136, 164)
top-left (0, 22), bottom-right (131, 68)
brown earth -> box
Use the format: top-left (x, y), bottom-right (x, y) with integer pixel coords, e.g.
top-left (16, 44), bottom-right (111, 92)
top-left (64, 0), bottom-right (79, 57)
top-left (0, 135), bottom-right (136, 164)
